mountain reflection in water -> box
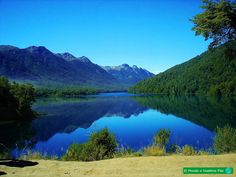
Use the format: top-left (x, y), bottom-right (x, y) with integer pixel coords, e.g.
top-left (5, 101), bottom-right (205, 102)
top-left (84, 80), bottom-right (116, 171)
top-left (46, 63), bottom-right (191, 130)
top-left (1, 93), bottom-right (235, 157)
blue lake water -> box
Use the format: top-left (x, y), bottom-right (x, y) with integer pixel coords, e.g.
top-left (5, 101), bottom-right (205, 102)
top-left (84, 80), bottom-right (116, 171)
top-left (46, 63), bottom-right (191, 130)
top-left (2, 92), bottom-right (235, 157)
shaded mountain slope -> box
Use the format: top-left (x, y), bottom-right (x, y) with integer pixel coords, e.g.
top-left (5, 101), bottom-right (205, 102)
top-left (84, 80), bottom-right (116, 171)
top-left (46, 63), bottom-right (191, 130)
top-left (0, 46), bottom-right (118, 88)
top-left (0, 45), bottom-right (154, 90)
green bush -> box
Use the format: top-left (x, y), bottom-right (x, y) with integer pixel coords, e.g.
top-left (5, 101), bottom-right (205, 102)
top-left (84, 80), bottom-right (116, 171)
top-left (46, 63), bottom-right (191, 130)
top-left (62, 128), bottom-right (117, 161)
top-left (214, 125), bottom-right (236, 153)
top-left (153, 129), bottom-right (171, 149)
top-left (182, 145), bottom-right (196, 155)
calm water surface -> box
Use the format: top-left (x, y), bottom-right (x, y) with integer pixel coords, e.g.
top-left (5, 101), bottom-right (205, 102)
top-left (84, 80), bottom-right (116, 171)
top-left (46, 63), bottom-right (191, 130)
top-left (1, 92), bottom-right (236, 157)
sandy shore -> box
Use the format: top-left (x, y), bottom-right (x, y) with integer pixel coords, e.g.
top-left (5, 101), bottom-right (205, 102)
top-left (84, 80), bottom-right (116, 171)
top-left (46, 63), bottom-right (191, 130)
top-left (0, 154), bottom-right (235, 177)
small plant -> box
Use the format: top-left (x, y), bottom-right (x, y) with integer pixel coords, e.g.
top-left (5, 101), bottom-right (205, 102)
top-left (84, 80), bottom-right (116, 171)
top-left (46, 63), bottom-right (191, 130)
top-left (20, 151), bottom-right (43, 160)
top-left (115, 146), bottom-right (142, 158)
top-left (198, 150), bottom-right (210, 155)
top-left (143, 146), bottom-right (166, 156)
top-left (182, 145), bottom-right (196, 156)
top-left (153, 129), bottom-right (170, 149)
top-left (20, 150), bottom-right (59, 160)
top-left (214, 125), bottom-right (236, 153)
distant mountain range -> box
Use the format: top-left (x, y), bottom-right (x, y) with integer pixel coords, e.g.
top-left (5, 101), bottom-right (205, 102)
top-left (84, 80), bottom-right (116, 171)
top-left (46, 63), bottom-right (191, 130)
top-left (0, 45), bottom-right (154, 90)
top-left (102, 64), bottom-right (154, 85)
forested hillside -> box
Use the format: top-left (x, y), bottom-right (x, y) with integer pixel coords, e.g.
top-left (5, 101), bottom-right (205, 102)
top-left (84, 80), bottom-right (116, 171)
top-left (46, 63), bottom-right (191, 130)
top-left (0, 77), bottom-right (35, 120)
top-left (129, 41), bottom-right (236, 96)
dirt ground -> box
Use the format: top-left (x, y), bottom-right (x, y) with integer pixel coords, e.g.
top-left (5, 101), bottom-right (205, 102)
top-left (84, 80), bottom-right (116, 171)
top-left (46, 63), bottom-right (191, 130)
top-left (0, 154), bottom-right (235, 177)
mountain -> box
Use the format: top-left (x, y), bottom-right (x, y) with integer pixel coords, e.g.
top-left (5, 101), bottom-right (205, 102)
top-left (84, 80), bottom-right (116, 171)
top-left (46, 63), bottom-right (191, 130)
top-left (102, 64), bottom-right (155, 85)
top-left (56, 52), bottom-right (77, 61)
top-left (0, 45), bottom-right (154, 90)
top-left (0, 45), bottom-right (117, 88)
top-left (129, 41), bottom-right (236, 96)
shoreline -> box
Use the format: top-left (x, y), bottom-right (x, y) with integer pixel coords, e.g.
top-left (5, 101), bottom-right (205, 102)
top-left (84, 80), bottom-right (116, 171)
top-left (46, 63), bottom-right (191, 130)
top-left (1, 154), bottom-right (235, 177)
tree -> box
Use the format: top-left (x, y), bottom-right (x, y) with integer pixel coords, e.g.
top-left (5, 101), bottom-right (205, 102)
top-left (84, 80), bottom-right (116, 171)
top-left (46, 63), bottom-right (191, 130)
top-left (0, 77), bottom-right (35, 120)
top-left (62, 128), bottom-right (117, 161)
top-left (89, 128), bottom-right (117, 160)
top-left (191, 0), bottom-right (236, 48)
top-left (10, 82), bottom-right (35, 112)
top-left (153, 129), bottom-right (171, 149)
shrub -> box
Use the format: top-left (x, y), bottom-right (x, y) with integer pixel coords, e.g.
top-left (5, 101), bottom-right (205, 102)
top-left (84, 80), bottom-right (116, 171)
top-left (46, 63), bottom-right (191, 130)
top-left (61, 144), bottom-right (84, 161)
top-left (169, 144), bottom-right (182, 154)
top-left (143, 146), bottom-right (166, 156)
top-left (214, 125), bottom-right (236, 153)
top-left (89, 128), bottom-right (117, 160)
top-left (182, 145), bottom-right (196, 155)
top-left (153, 129), bottom-right (171, 149)
top-left (62, 128), bottom-right (117, 161)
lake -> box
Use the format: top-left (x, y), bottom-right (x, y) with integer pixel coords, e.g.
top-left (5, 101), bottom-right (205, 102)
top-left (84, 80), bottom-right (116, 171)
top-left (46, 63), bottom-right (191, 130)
top-left (1, 92), bottom-right (236, 157)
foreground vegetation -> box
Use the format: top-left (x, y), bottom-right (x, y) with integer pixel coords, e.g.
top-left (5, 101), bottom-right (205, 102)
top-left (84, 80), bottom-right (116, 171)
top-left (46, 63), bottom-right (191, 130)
top-left (61, 125), bottom-right (236, 160)
top-left (12, 125), bottom-right (235, 162)
top-left (1, 126), bottom-right (235, 176)
top-left (62, 128), bottom-right (116, 161)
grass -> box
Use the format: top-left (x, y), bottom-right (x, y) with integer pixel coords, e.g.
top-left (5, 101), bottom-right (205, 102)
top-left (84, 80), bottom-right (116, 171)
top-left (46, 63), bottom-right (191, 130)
top-left (182, 145), bottom-right (197, 156)
top-left (19, 151), bottom-right (58, 160)
top-left (143, 146), bottom-right (166, 156)
top-left (1, 153), bottom-right (236, 177)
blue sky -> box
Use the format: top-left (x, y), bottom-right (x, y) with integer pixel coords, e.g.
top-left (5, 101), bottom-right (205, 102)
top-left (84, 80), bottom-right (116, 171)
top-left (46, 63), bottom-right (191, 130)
top-left (0, 0), bottom-right (210, 74)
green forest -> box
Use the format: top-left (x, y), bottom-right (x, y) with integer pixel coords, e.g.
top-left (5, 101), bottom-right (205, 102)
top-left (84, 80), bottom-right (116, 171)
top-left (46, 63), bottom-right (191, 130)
top-left (35, 87), bottom-right (98, 97)
top-left (0, 77), bottom-right (35, 120)
top-left (129, 41), bottom-right (236, 96)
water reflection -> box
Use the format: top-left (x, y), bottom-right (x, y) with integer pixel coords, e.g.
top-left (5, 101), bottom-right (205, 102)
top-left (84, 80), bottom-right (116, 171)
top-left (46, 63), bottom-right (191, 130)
top-left (32, 96), bottom-right (147, 141)
top-left (0, 93), bottom-right (235, 156)
top-left (133, 95), bottom-right (236, 130)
